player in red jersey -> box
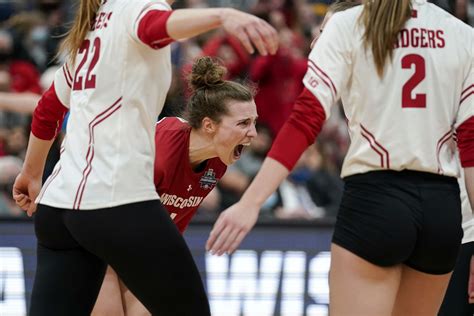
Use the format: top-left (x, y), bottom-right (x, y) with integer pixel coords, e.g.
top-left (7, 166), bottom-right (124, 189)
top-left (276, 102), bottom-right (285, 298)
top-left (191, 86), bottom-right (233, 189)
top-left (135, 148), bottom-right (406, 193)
top-left (11, 0), bottom-right (276, 314)
top-left (92, 56), bottom-right (257, 316)
top-left (207, 0), bottom-right (473, 315)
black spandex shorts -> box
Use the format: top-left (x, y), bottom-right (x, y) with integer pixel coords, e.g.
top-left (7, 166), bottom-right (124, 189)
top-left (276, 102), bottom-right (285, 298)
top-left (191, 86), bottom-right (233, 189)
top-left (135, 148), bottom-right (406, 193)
top-left (333, 170), bottom-right (463, 275)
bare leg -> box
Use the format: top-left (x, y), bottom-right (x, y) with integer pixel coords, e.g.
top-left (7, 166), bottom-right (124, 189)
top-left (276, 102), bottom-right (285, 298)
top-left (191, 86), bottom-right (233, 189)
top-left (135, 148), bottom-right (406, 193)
top-left (392, 265), bottom-right (451, 316)
top-left (119, 279), bottom-right (151, 316)
top-left (329, 244), bottom-right (402, 316)
top-left (92, 266), bottom-right (125, 316)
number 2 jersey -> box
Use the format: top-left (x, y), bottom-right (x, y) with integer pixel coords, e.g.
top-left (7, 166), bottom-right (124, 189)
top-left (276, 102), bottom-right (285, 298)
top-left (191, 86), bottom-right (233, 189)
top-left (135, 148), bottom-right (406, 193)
top-left (34, 0), bottom-right (176, 209)
top-left (269, 0), bottom-right (473, 178)
top-left (154, 117), bottom-right (227, 233)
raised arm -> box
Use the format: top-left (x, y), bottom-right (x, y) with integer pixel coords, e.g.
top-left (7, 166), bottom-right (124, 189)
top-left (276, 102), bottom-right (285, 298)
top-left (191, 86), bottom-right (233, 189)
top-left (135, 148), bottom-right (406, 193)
top-left (132, 2), bottom-right (278, 56)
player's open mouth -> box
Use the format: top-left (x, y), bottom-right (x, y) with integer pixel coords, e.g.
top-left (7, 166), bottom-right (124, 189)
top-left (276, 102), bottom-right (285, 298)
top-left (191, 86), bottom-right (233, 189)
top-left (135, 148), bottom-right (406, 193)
top-left (233, 143), bottom-right (250, 160)
top-left (233, 144), bottom-right (244, 159)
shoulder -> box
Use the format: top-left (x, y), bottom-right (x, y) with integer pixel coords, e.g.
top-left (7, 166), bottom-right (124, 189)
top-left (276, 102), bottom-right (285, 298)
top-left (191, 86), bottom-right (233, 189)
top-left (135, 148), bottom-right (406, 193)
top-left (330, 6), bottom-right (363, 29)
top-left (155, 117), bottom-right (190, 152)
top-left (156, 117), bottom-right (189, 134)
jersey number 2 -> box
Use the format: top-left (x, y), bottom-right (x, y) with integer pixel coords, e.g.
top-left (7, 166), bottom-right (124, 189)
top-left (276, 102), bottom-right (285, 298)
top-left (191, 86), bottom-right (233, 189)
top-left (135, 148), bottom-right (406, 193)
top-left (73, 37), bottom-right (101, 91)
top-left (401, 54), bottom-right (426, 108)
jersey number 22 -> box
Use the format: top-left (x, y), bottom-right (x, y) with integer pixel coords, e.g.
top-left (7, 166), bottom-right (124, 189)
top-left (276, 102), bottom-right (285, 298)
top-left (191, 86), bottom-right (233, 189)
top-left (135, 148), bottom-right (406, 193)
top-left (73, 37), bottom-right (101, 91)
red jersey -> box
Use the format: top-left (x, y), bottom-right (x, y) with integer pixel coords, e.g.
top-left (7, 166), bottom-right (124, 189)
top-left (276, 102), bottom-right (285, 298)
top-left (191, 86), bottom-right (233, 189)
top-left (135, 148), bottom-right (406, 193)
top-left (154, 117), bottom-right (227, 233)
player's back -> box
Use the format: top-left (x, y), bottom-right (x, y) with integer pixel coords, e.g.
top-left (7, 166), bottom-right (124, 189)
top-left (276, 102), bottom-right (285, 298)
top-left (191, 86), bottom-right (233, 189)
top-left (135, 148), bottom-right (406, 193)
top-left (39, 0), bottom-right (173, 209)
top-left (332, 1), bottom-right (472, 177)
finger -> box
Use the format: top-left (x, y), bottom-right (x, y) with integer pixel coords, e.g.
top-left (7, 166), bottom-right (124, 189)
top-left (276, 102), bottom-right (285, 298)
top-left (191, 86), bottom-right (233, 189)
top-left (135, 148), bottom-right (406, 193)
top-left (234, 30), bottom-right (254, 55)
top-left (206, 216), bottom-right (227, 251)
top-left (13, 193), bottom-right (27, 203)
top-left (245, 25), bottom-right (267, 56)
top-left (16, 197), bottom-right (30, 209)
top-left (259, 21), bottom-right (279, 55)
top-left (18, 199), bottom-right (31, 212)
top-left (228, 230), bottom-right (248, 254)
top-left (216, 228), bottom-right (240, 256)
top-left (210, 225), bottom-right (233, 255)
top-left (27, 203), bottom-right (37, 217)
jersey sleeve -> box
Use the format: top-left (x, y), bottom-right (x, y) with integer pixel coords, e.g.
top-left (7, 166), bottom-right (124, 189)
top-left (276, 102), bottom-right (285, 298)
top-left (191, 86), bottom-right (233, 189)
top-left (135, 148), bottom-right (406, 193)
top-left (455, 33), bottom-right (473, 128)
top-left (31, 63), bottom-right (71, 140)
top-left (303, 12), bottom-right (352, 118)
top-left (123, 0), bottom-right (174, 49)
top-left (55, 62), bottom-right (73, 107)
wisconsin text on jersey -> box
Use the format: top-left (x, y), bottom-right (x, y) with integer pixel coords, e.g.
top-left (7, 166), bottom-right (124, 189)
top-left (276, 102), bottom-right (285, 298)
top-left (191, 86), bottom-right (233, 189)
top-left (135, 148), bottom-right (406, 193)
top-left (199, 169), bottom-right (217, 190)
top-left (160, 194), bottom-right (204, 209)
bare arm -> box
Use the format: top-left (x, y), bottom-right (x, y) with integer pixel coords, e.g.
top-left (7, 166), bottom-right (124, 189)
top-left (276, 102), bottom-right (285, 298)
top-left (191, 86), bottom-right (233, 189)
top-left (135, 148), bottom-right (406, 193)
top-left (206, 157), bottom-right (289, 255)
top-left (166, 8), bottom-right (278, 55)
top-left (0, 92), bottom-right (39, 114)
top-left (13, 133), bottom-right (54, 216)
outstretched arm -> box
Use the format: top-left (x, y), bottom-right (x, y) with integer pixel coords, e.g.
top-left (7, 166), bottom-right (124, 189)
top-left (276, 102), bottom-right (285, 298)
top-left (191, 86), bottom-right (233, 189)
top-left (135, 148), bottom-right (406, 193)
top-left (206, 157), bottom-right (289, 255)
top-left (206, 88), bottom-right (327, 255)
top-left (137, 7), bottom-right (278, 56)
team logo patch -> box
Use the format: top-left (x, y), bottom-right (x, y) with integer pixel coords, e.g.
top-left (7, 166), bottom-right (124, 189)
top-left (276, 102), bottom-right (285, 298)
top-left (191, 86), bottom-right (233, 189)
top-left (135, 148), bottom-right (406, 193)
top-left (199, 169), bottom-right (217, 190)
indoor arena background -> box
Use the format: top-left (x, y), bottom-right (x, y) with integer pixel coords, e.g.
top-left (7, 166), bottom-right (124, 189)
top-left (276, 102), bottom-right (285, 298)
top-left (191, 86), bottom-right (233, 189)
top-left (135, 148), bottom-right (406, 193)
top-left (0, 0), bottom-right (472, 315)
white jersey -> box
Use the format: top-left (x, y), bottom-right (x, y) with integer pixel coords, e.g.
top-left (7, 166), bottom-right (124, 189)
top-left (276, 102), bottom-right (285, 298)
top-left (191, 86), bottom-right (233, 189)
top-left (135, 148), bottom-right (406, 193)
top-left (304, 0), bottom-right (473, 178)
top-left (37, 0), bottom-right (172, 209)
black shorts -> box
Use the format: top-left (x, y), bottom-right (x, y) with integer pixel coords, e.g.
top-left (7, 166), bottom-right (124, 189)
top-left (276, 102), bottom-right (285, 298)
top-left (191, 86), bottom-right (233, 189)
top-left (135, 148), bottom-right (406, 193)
top-left (333, 170), bottom-right (463, 275)
top-left (439, 241), bottom-right (474, 315)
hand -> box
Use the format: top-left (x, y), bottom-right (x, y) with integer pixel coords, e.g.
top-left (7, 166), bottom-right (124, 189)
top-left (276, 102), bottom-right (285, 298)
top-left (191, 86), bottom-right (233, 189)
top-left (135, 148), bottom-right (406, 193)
top-left (206, 200), bottom-right (259, 256)
top-left (221, 9), bottom-right (279, 56)
top-left (12, 172), bottom-right (42, 217)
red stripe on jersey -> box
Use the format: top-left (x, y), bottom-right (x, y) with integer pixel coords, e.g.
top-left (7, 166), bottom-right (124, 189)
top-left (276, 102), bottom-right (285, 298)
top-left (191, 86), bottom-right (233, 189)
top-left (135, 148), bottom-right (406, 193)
top-left (457, 116), bottom-right (474, 167)
top-left (64, 63), bottom-right (74, 84)
top-left (461, 84), bottom-right (473, 98)
top-left (31, 83), bottom-right (69, 140)
top-left (62, 67), bottom-right (72, 88)
top-left (37, 165), bottom-right (62, 203)
top-left (360, 124), bottom-right (390, 169)
top-left (360, 130), bottom-right (385, 168)
top-left (436, 130), bottom-right (453, 174)
top-left (73, 97), bottom-right (122, 210)
top-left (137, 10), bottom-right (174, 49)
top-left (267, 88), bottom-right (326, 171)
top-left (308, 64), bottom-right (336, 102)
top-left (308, 60), bottom-right (337, 97)
top-left (459, 89), bottom-right (474, 106)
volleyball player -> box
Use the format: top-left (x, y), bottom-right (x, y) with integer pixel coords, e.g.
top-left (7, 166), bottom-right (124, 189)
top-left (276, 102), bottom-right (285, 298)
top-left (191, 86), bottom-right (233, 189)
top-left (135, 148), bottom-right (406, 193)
top-left (11, 0), bottom-right (277, 315)
top-left (92, 56), bottom-right (258, 316)
top-left (207, 1), bottom-right (473, 315)
top-left (439, 168), bottom-right (474, 316)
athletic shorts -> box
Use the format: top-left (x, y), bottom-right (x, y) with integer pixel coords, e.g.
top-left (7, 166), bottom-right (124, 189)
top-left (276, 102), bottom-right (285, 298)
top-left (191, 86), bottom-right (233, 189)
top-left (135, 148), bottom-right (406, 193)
top-left (333, 170), bottom-right (463, 275)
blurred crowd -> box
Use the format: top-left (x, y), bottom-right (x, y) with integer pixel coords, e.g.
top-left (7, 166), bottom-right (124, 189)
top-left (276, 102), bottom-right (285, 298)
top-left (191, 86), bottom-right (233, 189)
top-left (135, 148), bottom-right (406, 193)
top-left (0, 0), bottom-right (472, 220)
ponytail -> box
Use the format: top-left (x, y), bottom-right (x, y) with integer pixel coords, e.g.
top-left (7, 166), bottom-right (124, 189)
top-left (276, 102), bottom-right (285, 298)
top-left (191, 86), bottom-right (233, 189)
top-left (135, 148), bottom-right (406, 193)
top-left (59, 0), bottom-right (101, 64)
top-left (360, 0), bottom-right (411, 76)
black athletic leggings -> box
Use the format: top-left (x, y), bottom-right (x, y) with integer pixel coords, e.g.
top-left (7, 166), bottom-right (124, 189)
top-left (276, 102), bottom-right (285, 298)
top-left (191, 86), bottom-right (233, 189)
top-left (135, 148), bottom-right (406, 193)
top-left (30, 200), bottom-right (210, 316)
top-left (439, 241), bottom-right (474, 316)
